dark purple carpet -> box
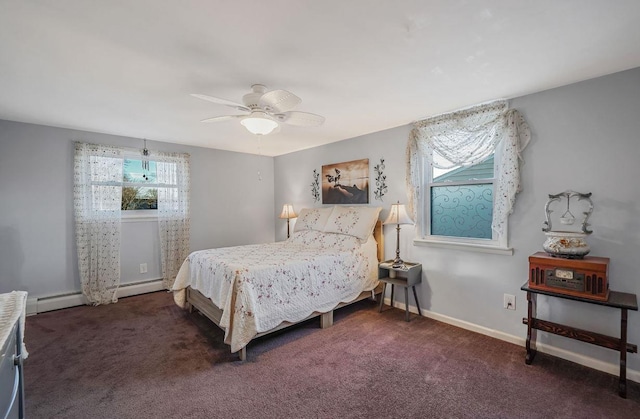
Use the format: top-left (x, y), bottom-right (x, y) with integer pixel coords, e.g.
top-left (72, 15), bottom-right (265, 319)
top-left (24, 291), bottom-right (639, 418)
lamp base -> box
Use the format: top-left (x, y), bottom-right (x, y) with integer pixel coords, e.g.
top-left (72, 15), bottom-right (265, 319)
top-left (392, 224), bottom-right (405, 269)
top-left (392, 258), bottom-right (406, 269)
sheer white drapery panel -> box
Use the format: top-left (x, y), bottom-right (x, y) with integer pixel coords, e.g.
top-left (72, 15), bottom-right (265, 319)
top-left (156, 152), bottom-right (191, 289)
top-left (407, 100), bottom-right (531, 238)
top-left (73, 142), bottom-right (123, 305)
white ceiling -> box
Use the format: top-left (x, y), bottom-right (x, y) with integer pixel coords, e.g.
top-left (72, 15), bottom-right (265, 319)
top-left (1, 1), bottom-right (640, 157)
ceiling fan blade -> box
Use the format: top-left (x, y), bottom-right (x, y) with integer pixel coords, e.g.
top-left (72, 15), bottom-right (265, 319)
top-left (259, 89), bottom-right (302, 113)
top-left (277, 111), bottom-right (325, 127)
top-left (191, 94), bottom-right (250, 112)
top-left (200, 115), bottom-right (245, 123)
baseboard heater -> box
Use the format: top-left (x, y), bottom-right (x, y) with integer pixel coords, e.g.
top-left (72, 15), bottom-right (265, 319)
top-left (26, 278), bottom-right (165, 315)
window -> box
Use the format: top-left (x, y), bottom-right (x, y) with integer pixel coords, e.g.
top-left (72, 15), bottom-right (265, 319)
top-left (122, 159), bottom-right (158, 210)
top-left (418, 150), bottom-right (509, 253)
top-left (407, 100), bottom-right (531, 255)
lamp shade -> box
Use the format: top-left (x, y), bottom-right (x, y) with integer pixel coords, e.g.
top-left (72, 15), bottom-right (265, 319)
top-left (279, 204), bottom-right (297, 219)
top-left (241, 112), bottom-right (279, 135)
top-left (383, 202), bottom-right (413, 225)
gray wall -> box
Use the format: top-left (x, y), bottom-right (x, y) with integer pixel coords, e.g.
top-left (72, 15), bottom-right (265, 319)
top-left (274, 67), bottom-right (640, 372)
top-left (0, 120), bottom-right (275, 297)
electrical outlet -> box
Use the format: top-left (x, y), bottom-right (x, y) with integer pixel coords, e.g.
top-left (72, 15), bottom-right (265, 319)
top-left (140, 263), bottom-right (148, 274)
top-left (503, 294), bottom-right (515, 310)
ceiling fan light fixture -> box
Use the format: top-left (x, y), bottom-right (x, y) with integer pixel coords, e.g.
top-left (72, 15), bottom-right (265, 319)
top-left (193, 85), bottom-right (324, 134)
top-left (241, 112), bottom-right (278, 135)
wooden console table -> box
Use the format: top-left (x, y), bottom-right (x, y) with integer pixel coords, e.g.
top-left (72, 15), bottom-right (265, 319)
top-left (521, 282), bottom-right (638, 398)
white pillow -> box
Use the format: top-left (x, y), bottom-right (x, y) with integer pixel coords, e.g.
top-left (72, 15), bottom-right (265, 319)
top-left (323, 206), bottom-right (382, 241)
top-left (293, 207), bottom-right (334, 232)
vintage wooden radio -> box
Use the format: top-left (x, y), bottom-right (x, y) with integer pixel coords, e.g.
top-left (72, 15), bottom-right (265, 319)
top-left (528, 252), bottom-right (610, 301)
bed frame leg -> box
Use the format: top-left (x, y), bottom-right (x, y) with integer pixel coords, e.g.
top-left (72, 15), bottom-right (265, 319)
top-left (320, 311), bottom-right (334, 328)
top-left (238, 347), bottom-right (247, 361)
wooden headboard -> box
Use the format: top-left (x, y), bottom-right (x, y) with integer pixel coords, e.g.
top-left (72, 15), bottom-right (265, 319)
top-left (374, 220), bottom-right (384, 262)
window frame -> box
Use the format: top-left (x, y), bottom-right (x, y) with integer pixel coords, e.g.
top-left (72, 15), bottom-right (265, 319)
top-left (78, 145), bottom-right (189, 226)
top-left (414, 150), bottom-right (513, 255)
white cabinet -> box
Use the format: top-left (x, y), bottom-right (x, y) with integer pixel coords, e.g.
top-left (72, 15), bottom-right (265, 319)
top-left (1, 320), bottom-right (24, 419)
top-left (1, 291), bottom-right (26, 419)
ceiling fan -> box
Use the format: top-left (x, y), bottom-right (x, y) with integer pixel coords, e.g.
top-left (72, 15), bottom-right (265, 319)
top-left (191, 84), bottom-right (325, 135)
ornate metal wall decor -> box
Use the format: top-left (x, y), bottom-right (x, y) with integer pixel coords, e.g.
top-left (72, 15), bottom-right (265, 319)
top-left (373, 158), bottom-right (387, 201)
top-left (311, 169), bottom-right (320, 202)
top-left (542, 190), bottom-right (594, 259)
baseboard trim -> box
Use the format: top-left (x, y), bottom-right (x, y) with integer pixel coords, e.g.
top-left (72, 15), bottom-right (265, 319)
top-left (383, 296), bottom-right (640, 384)
top-left (26, 279), bottom-right (165, 315)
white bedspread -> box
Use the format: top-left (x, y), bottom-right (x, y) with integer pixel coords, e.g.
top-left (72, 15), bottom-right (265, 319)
top-left (173, 230), bottom-right (378, 353)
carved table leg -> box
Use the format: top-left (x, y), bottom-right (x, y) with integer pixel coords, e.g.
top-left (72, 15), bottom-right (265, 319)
top-left (525, 291), bottom-right (538, 365)
top-left (619, 308), bottom-right (628, 398)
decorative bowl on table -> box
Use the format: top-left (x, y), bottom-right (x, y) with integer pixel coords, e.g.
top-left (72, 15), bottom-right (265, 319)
top-left (542, 231), bottom-right (590, 259)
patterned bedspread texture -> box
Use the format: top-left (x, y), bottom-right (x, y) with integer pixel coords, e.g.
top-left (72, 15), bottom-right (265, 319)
top-left (173, 230), bottom-right (378, 352)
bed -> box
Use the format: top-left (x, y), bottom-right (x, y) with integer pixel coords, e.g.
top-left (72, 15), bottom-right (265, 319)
top-left (172, 206), bottom-right (384, 360)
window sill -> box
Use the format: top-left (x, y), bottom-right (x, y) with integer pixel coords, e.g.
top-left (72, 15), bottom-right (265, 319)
top-left (121, 211), bottom-right (158, 223)
top-left (413, 238), bottom-right (513, 255)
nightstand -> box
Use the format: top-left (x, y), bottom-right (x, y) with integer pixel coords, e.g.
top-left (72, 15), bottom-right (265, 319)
top-left (378, 261), bottom-right (422, 321)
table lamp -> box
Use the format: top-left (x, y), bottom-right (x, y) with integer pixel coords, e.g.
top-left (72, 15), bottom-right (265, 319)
top-left (383, 201), bottom-right (414, 268)
top-left (279, 204), bottom-right (298, 238)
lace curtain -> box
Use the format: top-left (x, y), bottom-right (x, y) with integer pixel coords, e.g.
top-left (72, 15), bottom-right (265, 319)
top-left (407, 100), bottom-right (531, 238)
top-left (74, 142), bottom-right (123, 305)
top-left (156, 152), bottom-right (190, 289)
top-left (74, 142), bottom-right (190, 303)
